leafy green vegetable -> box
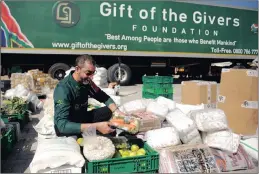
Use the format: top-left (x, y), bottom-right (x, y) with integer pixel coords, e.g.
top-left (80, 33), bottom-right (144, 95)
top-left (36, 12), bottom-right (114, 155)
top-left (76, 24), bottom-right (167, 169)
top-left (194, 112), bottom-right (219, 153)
top-left (1, 97), bottom-right (28, 115)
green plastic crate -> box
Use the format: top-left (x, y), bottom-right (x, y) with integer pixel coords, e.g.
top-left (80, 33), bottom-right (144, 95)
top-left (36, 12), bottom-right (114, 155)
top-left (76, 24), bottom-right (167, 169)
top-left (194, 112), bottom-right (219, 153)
top-left (86, 143), bottom-right (159, 173)
top-left (142, 83), bottom-right (173, 89)
top-left (142, 76), bottom-right (173, 84)
top-left (142, 86), bottom-right (173, 94)
top-left (1, 111), bottom-right (29, 130)
top-left (142, 91), bottom-right (173, 100)
top-left (1, 125), bottom-right (15, 160)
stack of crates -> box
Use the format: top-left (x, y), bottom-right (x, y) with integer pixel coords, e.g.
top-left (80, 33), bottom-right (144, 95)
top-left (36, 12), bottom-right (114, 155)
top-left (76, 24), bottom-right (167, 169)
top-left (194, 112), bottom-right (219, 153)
top-left (142, 75), bottom-right (174, 99)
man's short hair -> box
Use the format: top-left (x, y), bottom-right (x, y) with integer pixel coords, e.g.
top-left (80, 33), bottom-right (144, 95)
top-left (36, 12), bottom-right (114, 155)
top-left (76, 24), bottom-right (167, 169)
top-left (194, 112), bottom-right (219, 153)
top-left (75, 54), bottom-right (96, 67)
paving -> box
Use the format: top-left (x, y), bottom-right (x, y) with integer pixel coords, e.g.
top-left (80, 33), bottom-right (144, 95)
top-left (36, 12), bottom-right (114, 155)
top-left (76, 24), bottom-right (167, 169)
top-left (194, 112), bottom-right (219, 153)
top-left (1, 84), bottom-right (258, 173)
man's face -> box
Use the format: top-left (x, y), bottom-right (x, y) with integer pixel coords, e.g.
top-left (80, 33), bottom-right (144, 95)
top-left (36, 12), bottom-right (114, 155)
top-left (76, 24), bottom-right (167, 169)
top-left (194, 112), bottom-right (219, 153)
top-left (76, 62), bottom-right (96, 84)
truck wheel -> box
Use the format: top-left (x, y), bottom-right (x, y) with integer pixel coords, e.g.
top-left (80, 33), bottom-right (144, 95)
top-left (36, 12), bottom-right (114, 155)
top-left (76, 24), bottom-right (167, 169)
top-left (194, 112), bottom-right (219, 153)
top-left (107, 63), bottom-right (132, 86)
top-left (48, 63), bottom-right (70, 80)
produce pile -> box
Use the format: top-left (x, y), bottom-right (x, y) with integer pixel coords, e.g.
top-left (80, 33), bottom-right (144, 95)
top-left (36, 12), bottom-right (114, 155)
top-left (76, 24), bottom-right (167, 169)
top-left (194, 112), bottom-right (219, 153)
top-left (1, 97), bottom-right (28, 115)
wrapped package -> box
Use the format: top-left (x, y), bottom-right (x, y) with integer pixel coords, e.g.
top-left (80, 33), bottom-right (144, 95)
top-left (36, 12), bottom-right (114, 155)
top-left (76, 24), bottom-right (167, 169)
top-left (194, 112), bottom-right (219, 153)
top-left (202, 130), bottom-right (241, 153)
top-left (158, 144), bottom-right (220, 173)
top-left (156, 96), bottom-right (176, 111)
top-left (189, 109), bottom-right (229, 132)
top-left (145, 127), bottom-right (181, 149)
top-left (166, 109), bottom-right (202, 144)
top-left (240, 138), bottom-right (258, 160)
top-left (121, 99), bottom-right (146, 114)
top-left (175, 103), bottom-right (205, 115)
top-left (109, 115), bottom-right (140, 134)
top-left (131, 111), bottom-right (161, 132)
top-left (211, 145), bottom-right (255, 172)
top-left (146, 102), bottom-right (169, 121)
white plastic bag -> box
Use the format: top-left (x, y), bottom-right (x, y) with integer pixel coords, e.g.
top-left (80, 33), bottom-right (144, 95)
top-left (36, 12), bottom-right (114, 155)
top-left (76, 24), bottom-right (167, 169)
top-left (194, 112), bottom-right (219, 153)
top-left (202, 130), bottom-right (241, 153)
top-left (33, 116), bottom-right (57, 139)
top-left (101, 88), bottom-right (116, 96)
top-left (145, 127), bottom-right (181, 149)
top-left (166, 109), bottom-right (201, 144)
top-left (240, 138), bottom-right (258, 160)
top-left (4, 88), bottom-right (16, 99)
top-left (189, 109), bottom-right (228, 132)
top-left (121, 99), bottom-right (146, 114)
top-left (65, 67), bottom-right (75, 77)
top-left (29, 137), bottom-right (85, 173)
top-left (146, 102), bottom-right (169, 121)
top-left (83, 136), bottom-right (115, 161)
top-left (141, 98), bottom-right (155, 108)
top-left (109, 95), bottom-right (121, 106)
top-left (156, 96), bottom-right (176, 111)
top-left (166, 109), bottom-right (196, 135)
top-left (176, 103), bottom-right (205, 115)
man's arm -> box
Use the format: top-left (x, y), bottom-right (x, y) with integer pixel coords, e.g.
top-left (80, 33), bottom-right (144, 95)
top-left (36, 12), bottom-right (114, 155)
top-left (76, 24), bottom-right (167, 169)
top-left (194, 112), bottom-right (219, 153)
top-left (88, 80), bottom-right (117, 112)
top-left (54, 84), bottom-right (95, 135)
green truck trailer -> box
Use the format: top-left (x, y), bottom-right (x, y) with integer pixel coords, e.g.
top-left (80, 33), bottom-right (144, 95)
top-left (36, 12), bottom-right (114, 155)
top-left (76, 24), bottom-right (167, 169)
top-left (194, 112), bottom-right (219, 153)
top-left (1, 1), bottom-right (258, 85)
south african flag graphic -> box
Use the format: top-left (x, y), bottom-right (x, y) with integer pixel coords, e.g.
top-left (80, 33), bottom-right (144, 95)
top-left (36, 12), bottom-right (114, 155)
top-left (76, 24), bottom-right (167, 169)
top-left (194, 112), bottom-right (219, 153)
top-left (1, 1), bottom-right (34, 48)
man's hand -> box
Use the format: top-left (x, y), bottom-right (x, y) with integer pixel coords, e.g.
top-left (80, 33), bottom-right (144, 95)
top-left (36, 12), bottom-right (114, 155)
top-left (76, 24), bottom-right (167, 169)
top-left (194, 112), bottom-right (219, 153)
top-left (96, 122), bottom-right (115, 134)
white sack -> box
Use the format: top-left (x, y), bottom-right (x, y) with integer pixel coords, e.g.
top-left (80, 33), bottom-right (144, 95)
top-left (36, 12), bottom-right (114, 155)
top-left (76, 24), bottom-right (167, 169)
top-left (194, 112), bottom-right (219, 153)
top-left (181, 129), bottom-right (202, 144)
top-left (101, 88), bottom-right (116, 96)
top-left (176, 103), bottom-right (205, 115)
top-left (110, 95), bottom-right (121, 106)
top-left (29, 137), bottom-right (85, 173)
top-left (240, 138), bottom-right (258, 160)
top-left (65, 67), bottom-right (75, 77)
top-left (202, 130), bottom-right (240, 153)
top-left (189, 109), bottom-right (228, 132)
top-left (141, 98), bottom-right (155, 108)
top-left (146, 102), bottom-right (169, 121)
top-left (121, 99), bottom-right (146, 114)
top-left (166, 109), bottom-right (201, 144)
top-left (33, 116), bottom-right (57, 139)
top-left (156, 96), bottom-right (176, 111)
top-left (145, 127), bottom-right (181, 149)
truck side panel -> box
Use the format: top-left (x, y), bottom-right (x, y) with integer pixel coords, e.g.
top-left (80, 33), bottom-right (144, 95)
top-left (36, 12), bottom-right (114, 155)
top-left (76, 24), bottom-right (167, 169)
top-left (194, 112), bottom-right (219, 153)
top-left (1, 1), bottom-right (258, 59)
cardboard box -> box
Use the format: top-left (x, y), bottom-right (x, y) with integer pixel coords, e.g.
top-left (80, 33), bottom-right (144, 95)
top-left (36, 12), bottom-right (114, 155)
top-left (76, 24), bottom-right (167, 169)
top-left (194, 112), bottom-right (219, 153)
top-left (181, 80), bottom-right (217, 108)
top-left (218, 68), bottom-right (258, 135)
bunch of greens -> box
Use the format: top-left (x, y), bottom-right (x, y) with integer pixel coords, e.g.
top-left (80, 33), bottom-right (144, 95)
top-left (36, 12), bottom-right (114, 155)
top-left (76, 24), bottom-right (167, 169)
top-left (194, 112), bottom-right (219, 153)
top-left (1, 97), bottom-right (28, 115)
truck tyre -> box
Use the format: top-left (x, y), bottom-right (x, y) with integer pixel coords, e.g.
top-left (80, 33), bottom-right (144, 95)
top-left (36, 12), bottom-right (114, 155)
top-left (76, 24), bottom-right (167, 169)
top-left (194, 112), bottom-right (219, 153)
top-left (107, 63), bottom-right (132, 86)
top-left (48, 63), bottom-right (70, 80)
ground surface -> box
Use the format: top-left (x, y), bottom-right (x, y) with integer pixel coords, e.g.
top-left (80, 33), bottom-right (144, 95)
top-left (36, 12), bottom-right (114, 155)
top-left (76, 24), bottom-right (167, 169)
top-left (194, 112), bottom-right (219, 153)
top-left (1, 84), bottom-right (258, 173)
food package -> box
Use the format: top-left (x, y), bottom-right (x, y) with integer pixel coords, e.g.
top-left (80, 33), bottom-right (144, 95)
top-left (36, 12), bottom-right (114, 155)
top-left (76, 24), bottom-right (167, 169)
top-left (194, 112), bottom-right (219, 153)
top-left (131, 111), bottom-right (161, 132)
top-left (211, 145), bottom-right (255, 172)
top-left (181, 129), bottom-right (202, 144)
top-left (146, 102), bottom-right (169, 121)
top-left (157, 143), bottom-right (220, 173)
top-left (83, 136), bottom-right (115, 161)
top-left (121, 100), bottom-right (146, 114)
top-left (166, 109), bottom-right (202, 144)
top-left (202, 130), bottom-right (241, 153)
top-left (156, 96), bottom-right (176, 111)
top-left (175, 103), bottom-right (205, 115)
top-left (109, 115), bottom-right (140, 134)
top-left (240, 138), bottom-right (258, 160)
top-left (145, 127), bottom-right (181, 149)
top-left (189, 109), bottom-right (229, 132)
